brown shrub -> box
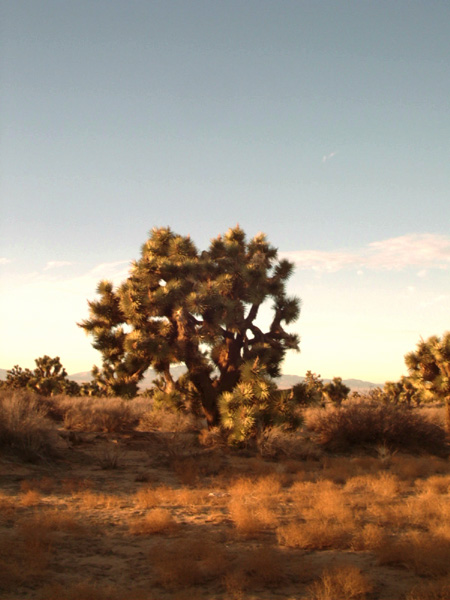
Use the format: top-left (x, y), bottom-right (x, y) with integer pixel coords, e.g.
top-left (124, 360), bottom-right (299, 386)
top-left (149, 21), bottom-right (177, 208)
top-left (257, 426), bottom-right (323, 460)
top-left (308, 564), bottom-right (373, 600)
top-left (74, 491), bottom-right (124, 510)
top-left (376, 532), bottom-right (450, 576)
top-left (137, 408), bottom-right (199, 433)
top-left (148, 537), bottom-right (229, 588)
top-left (20, 489), bottom-right (42, 506)
top-left (0, 390), bottom-right (60, 461)
top-left (277, 519), bottom-right (352, 550)
top-left (304, 401), bottom-right (449, 455)
top-left (406, 577), bottom-right (450, 600)
top-left (129, 508), bottom-right (179, 535)
top-left (62, 397), bottom-right (139, 432)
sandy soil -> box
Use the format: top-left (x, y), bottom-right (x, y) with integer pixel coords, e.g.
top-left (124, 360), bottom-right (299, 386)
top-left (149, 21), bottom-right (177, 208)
top-left (1, 429), bottom-right (449, 600)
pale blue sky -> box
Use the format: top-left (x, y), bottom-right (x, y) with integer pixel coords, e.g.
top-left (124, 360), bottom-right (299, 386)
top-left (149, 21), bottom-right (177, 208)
top-left (1, 1), bottom-right (449, 382)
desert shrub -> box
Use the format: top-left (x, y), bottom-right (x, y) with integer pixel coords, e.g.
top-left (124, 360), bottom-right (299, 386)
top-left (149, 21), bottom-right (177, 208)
top-left (257, 426), bottom-right (322, 460)
top-left (304, 400), bottom-right (449, 455)
top-left (375, 532), bottom-right (450, 576)
top-left (129, 508), bottom-right (179, 535)
top-left (406, 577), bottom-right (450, 600)
top-left (137, 407), bottom-right (200, 432)
top-left (61, 397), bottom-right (139, 432)
top-left (308, 564), bottom-right (373, 600)
top-left (0, 390), bottom-right (60, 461)
top-left (148, 537), bottom-right (229, 588)
top-left (277, 519), bottom-right (352, 550)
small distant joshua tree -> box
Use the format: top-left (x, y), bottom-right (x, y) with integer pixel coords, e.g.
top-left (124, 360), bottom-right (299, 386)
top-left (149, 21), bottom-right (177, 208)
top-left (79, 225), bottom-right (301, 428)
top-left (323, 377), bottom-right (351, 406)
top-left (5, 355), bottom-right (80, 396)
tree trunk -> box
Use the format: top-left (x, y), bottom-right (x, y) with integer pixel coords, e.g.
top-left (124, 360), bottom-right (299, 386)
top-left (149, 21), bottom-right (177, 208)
top-left (446, 398), bottom-right (450, 435)
top-left (189, 369), bottom-right (220, 427)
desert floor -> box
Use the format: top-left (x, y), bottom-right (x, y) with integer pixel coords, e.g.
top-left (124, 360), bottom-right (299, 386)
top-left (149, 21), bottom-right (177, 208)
top-left (1, 426), bottom-right (450, 600)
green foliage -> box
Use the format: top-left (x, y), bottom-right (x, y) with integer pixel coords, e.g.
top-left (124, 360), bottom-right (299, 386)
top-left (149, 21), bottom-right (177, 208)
top-left (405, 332), bottom-right (450, 429)
top-left (383, 376), bottom-right (423, 407)
top-left (290, 371), bottom-right (325, 406)
top-left (323, 377), bottom-right (351, 406)
top-left (218, 360), bottom-right (302, 445)
top-left (5, 356), bottom-right (80, 397)
top-left (79, 226), bottom-right (301, 425)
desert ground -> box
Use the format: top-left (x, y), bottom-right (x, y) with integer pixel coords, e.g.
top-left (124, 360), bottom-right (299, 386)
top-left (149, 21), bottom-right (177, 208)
top-left (1, 394), bottom-right (450, 600)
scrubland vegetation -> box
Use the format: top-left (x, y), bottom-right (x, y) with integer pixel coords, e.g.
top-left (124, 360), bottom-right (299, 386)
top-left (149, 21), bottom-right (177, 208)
top-left (1, 388), bottom-right (450, 600)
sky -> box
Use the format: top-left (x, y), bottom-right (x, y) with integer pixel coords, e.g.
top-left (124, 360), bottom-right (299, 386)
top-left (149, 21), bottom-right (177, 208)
top-left (1, 1), bottom-right (449, 383)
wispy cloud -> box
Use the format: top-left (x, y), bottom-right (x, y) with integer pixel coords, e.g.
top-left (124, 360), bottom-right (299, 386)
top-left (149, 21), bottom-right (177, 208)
top-left (44, 260), bottom-right (73, 270)
top-left (0, 257), bottom-right (11, 265)
top-left (419, 294), bottom-right (449, 308)
top-left (322, 151), bottom-right (337, 163)
top-left (282, 233), bottom-right (450, 273)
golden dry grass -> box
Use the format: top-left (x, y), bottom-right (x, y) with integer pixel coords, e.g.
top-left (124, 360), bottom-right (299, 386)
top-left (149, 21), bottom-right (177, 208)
top-left (308, 564), bottom-right (373, 600)
top-left (129, 508), bottom-right (179, 535)
top-left (2, 398), bottom-right (450, 600)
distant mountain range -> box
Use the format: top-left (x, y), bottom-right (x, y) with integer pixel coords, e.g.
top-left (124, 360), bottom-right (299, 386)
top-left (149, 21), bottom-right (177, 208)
top-left (0, 366), bottom-right (381, 391)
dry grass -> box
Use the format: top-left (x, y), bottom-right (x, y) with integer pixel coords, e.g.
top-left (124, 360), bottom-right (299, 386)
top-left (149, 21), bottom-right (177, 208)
top-left (137, 407), bottom-right (199, 432)
top-left (61, 397), bottom-right (140, 432)
top-left (375, 532), bottom-right (450, 576)
top-left (20, 489), bottom-right (42, 506)
top-left (277, 519), bottom-right (352, 549)
top-left (304, 400), bottom-right (449, 455)
top-left (308, 564), bottom-right (373, 600)
top-left (20, 476), bottom-right (57, 494)
top-left (129, 508), bottom-right (179, 534)
top-left (406, 577), bottom-right (450, 600)
top-left (37, 582), bottom-right (135, 600)
top-left (0, 390), bottom-right (60, 460)
top-left (227, 475), bottom-right (282, 536)
top-left (148, 536), bottom-right (229, 588)
top-left (3, 395), bottom-right (450, 600)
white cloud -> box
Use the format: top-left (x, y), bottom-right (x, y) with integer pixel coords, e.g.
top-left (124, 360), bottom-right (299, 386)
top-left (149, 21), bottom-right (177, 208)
top-left (0, 257), bottom-right (11, 265)
top-left (282, 233), bottom-right (450, 273)
top-left (322, 151), bottom-right (337, 163)
top-left (419, 294), bottom-right (449, 308)
top-left (44, 260), bottom-right (73, 270)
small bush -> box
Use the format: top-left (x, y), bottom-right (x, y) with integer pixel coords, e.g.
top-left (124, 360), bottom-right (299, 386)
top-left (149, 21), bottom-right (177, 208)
top-left (309, 564), bottom-right (373, 600)
top-left (62, 397), bottom-right (139, 432)
top-left (376, 532), bottom-right (450, 576)
top-left (148, 537), bottom-right (229, 589)
top-left (137, 407), bottom-right (199, 432)
top-left (257, 426), bottom-right (322, 460)
top-left (277, 519), bottom-right (352, 550)
top-left (304, 400), bottom-right (449, 455)
top-left (0, 390), bottom-right (60, 461)
top-left (129, 508), bottom-right (179, 535)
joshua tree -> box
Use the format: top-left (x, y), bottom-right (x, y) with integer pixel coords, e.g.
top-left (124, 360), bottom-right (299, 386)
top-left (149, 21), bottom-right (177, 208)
top-left (79, 226), bottom-right (301, 426)
top-left (383, 376), bottom-right (423, 407)
top-left (290, 371), bottom-right (325, 406)
top-left (405, 332), bottom-right (450, 430)
top-left (324, 376), bottom-right (351, 406)
top-left (5, 356), bottom-right (79, 396)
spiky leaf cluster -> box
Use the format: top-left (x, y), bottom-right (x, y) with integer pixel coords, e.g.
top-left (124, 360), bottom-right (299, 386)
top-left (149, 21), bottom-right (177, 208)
top-left (218, 359), bottom-right (302, 444)
top-left (404, 332), bottom-right (450, 429)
